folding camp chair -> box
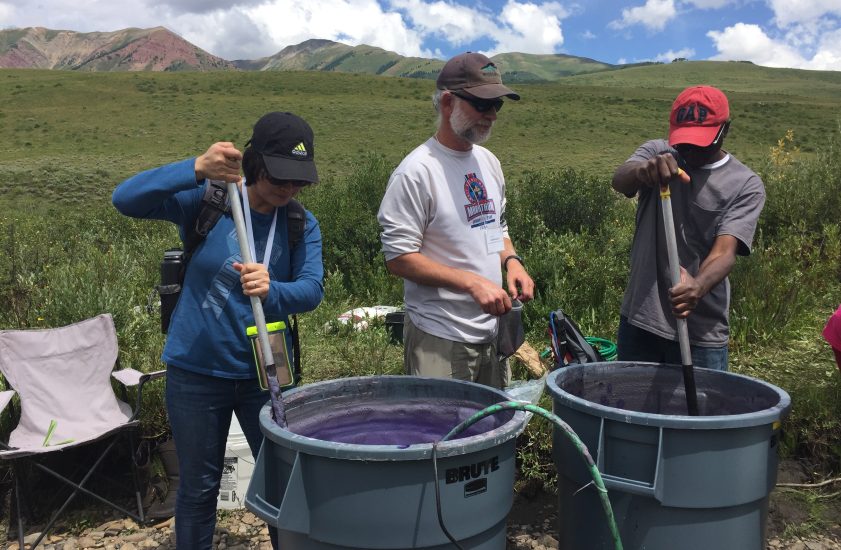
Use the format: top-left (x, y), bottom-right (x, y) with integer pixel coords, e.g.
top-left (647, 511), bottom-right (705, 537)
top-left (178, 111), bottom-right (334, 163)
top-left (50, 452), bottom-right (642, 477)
top-left (0, 313), bottom-right (165, 548)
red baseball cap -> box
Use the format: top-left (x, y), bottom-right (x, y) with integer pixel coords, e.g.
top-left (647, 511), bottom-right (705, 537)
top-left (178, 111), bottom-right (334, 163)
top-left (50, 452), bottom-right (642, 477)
top-left (668, 86), bottom-right (730, 147)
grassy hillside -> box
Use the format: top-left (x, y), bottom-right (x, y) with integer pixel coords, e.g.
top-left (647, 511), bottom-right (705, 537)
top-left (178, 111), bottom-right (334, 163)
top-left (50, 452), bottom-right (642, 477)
top-left (564, 59), bottom-right (841, 98)
top-left (2, 63), bottom-right (839, 211)
top-left (492, 51), bottom-right (616, 81)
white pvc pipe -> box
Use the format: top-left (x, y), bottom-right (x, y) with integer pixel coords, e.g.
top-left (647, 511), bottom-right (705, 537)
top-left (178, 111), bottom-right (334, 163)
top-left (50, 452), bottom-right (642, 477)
top-left (219, 179), bottom-right (287, 426)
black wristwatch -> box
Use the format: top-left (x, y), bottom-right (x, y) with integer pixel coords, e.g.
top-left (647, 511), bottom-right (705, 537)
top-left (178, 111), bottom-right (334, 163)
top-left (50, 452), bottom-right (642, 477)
top-left (503, 254), bottom-right (524, 271)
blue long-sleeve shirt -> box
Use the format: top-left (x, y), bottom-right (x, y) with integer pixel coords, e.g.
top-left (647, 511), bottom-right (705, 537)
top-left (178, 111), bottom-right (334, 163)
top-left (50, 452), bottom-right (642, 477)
top-left (113, 158), bottom-right (324, 379)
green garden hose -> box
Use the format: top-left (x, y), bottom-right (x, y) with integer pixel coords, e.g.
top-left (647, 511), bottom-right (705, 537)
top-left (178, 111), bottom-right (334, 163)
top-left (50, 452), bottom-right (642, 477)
top-left (586, 336), bottom-right (618, 361)
top-left (438, 401), bottom-right (624, 550)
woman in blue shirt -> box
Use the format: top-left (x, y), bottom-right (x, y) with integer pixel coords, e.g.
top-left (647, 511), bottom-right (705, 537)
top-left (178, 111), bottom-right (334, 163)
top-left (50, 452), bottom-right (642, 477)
top-left (113, 112), bottom-right (324, 549)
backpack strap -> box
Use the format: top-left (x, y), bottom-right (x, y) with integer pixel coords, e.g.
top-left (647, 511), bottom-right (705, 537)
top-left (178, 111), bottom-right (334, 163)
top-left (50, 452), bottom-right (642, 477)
top-left (185, 185), bottom-right (306, 254)
top-left (184, 181), bottom-right (229, 257)
top-left (285, 199), bottom-right (306, 382)
top-left (286, 199), bottom-right (306, 249)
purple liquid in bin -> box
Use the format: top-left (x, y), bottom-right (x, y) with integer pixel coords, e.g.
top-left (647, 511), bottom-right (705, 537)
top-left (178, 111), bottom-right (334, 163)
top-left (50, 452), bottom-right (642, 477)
top-left (289, 398), bottom-right (508, 446)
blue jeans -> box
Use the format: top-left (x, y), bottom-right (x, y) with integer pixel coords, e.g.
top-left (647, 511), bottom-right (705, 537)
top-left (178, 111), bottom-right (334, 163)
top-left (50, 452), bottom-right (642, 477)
top-left (617, 316), bottom-right (729, 371)
top-left (165, 365), bottom-right (278, 549)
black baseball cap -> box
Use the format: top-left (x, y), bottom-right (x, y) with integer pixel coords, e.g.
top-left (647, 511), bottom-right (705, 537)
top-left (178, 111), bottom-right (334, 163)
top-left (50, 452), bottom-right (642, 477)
top-left (247, 112), bottom-right (318, 183)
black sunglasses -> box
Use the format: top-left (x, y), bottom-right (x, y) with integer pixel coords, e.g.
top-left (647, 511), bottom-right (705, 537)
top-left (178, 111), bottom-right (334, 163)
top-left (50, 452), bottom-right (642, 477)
top-left (267, 176), bottom-right (311, 188)
top-left (450, 91), bottom-right (504, 113)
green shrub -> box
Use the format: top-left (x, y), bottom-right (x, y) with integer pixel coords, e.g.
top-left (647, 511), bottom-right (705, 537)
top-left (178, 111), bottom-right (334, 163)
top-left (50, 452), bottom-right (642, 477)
top-left (304, 153), bottom-right (401, 300)
top-left (730, 223), bottom-right (840, 349)
top-left (758, 128), bottom-right (841, 239)
top-left (508, 167), bottom-right (623, 245)
top-left (517, 221), bottom-right (632, 342)
top-left (727, 125), bottom-right (841, 471)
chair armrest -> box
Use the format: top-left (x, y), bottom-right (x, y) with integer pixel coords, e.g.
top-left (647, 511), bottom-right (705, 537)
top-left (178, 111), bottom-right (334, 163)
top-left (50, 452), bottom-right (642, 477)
top-left (113, 369), bottom-right (167, 423)
top-left (112, 368), bottom-right (166, 387)
top-left (0, 390), bottom-right (16, 416)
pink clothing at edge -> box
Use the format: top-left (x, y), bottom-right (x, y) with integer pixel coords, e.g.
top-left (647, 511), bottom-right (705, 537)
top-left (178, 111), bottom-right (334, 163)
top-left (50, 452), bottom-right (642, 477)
top-left (823, 305), bottom-right (841, 371)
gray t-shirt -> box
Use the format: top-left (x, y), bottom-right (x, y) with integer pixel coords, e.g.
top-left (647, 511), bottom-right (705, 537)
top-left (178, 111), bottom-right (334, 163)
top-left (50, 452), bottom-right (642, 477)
top-left (620, 139), bottom-right (765, 346)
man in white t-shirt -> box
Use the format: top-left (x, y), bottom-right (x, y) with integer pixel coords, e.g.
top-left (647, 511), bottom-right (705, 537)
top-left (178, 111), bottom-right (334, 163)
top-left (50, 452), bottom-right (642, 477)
top-left (612, 85), bottom-right (765, 371)
top-left (377, 52), bottom-right (535, 389)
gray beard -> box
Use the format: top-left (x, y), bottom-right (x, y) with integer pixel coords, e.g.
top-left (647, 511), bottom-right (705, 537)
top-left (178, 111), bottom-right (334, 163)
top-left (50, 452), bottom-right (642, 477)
top-left (450, 103), bottom-right (493, 145)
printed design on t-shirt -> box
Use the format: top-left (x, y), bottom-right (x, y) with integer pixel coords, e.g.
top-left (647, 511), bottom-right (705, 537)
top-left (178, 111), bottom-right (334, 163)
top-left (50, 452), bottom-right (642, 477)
top-left (463, 173), bottom-right (496, 228)
top-left (202, 228), bottom-right (245, 319)
top-left (202, 228), bottom-right (281, 319)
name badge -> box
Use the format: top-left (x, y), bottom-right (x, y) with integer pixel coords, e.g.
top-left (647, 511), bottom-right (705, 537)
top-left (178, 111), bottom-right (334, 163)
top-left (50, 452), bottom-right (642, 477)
top-left (485, 222), bottom-right (505, 254)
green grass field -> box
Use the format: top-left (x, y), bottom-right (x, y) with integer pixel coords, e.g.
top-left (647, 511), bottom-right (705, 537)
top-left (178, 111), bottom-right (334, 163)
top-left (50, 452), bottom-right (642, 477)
top-left (1, 62), bottom-right (840, 487)
top-left (3, 62), bottom-right (839, 207)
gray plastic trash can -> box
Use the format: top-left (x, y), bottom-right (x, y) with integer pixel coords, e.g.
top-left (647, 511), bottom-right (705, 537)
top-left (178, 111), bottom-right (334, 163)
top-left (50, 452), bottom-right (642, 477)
top-left (547, 362), bottom-right (791, 550)
top-left (245, 376), bottom-right (526, 549)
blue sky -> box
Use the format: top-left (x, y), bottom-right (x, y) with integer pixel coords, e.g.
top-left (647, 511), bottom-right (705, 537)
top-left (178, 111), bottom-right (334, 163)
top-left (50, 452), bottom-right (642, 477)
top-left (2, 0), bottom-right (840, 70)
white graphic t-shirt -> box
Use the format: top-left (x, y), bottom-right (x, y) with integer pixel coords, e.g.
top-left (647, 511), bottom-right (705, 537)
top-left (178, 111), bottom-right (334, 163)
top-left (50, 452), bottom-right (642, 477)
top-left (378, 137), bottom-right (509, 344)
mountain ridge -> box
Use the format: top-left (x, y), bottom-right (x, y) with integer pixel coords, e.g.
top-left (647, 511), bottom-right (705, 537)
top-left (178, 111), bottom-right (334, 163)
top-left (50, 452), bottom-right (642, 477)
top-left (0, 26), bottom-right (623, 80)
top-left (4, 25), bottom-right (837, 86)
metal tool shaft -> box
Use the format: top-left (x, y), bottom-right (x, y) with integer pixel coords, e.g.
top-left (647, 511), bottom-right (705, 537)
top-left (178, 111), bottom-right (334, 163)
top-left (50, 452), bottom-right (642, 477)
top-left (660, 183), bottom-right (699, 416)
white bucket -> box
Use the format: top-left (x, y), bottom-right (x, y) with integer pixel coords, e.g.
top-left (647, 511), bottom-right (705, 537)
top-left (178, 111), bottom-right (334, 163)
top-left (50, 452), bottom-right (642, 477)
top-left (218, 415), bottom-right (255, 510)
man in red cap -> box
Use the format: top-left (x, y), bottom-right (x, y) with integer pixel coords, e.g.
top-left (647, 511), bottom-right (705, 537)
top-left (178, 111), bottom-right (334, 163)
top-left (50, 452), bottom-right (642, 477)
top-left (377, 52), bottom-right (534, 389)
top-left (611, 85), bottom-right (765, 371)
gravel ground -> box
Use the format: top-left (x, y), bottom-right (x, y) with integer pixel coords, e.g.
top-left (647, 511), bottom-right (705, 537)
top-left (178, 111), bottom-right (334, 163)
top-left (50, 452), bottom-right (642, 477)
top-left (3, 490), bottom-right (839, 550)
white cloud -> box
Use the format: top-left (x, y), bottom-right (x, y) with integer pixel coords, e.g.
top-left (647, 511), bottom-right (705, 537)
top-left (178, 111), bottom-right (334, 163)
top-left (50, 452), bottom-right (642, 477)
top-left (768, 0), bottom-right (841, 27)
top-left (266, 1), bottom-right (422, 55)
top-left (388, 0), bottom-right (498, 48)
top-left (0, 4), bottom-right (14, 24)
top-left (808, 26), bottom-right (841, 70)
top-left (581, 29), bottom-right (596, 39)
top-left (609, 0), bottom-right (677, 31)
top-left (684, 0), bottom-right (733, 8)
top-left (201, 0), bottom-right (430, 59)
top-left (169, 9), bottom-right (274, 60)
top-left (655, 47), bottom-right (696, 62)
top-left (0, 0), bottom-right (158, 33)
top-left (392, 0), bottom-right (569, 57)
top-left (707, 23), bottom-right (804, 66)
top-left (485, 0), bottom-right (568, 55)
top-left (707, 22), bottom-right (841, 70)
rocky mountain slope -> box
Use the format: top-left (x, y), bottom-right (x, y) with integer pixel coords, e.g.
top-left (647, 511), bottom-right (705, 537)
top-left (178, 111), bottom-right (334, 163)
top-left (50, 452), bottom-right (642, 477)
top-left (0, 26), bottom-right (234, 71)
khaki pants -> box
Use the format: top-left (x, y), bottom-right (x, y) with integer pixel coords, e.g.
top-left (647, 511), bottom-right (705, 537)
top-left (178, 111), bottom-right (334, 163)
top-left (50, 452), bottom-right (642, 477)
top-left (403, 316), bottom-right (510, 389)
